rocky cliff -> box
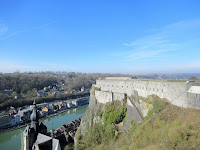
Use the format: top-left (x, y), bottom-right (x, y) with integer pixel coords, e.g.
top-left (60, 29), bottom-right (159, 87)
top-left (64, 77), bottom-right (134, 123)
top-left (75, 84), bottom-right (200, 150)
top-left (75, 86), bottom-right (154, 149)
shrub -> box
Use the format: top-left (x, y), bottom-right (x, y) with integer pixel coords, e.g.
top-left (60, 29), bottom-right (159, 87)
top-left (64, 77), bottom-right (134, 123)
top-left (104, 101), bottom-right (127, 125)
top-left (76, 101), bottom-right (127, 149)
top-left (146, 100), bottom-right (168, 119)
top-left (122, 112), bottom-right (127, 125)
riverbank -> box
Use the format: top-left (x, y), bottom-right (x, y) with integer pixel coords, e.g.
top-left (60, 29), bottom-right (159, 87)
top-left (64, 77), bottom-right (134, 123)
top-left (0, 104), bottom-right (88, 150)
top-left (0, 103), bottom-right (86, 134)
top-left (0, 91), bottom-right (90, 110)
top-left (0, 109), bottom-right (67, 134)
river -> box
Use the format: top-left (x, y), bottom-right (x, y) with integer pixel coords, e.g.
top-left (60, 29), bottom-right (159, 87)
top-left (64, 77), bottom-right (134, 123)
top-left (0, 104), bottom-right (88, 150)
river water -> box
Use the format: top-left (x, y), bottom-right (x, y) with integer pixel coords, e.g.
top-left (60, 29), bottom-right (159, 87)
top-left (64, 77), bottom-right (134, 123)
top-left (0, 105), bottom-right (88, 150)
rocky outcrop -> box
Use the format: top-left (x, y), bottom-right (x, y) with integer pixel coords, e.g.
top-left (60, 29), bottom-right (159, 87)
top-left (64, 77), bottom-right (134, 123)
top-left (80, 86), bottom-right (105, 135)
top-left (79, 86), bottom-right (153, 135)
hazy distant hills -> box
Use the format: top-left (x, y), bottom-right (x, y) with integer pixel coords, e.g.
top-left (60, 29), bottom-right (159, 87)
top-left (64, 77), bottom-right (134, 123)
top-left (134, 73), bottom-right (200, 79)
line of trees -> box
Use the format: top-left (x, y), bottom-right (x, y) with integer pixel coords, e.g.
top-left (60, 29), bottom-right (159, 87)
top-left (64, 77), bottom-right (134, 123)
top-left (0, 72), bottom-right (133, 109)
top-left (0, 74), bottom-right (57, 93)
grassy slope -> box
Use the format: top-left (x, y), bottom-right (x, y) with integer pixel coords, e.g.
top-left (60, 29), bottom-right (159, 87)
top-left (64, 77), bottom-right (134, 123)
top-left (76, 97), bottom-right (200, 150)
top-left (129, 104), bottom-right (200, 150)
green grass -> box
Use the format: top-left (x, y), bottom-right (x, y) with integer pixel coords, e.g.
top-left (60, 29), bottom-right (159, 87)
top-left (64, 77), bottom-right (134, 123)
top-left (139, 96), bottom-right (151, 104)
top-left (128, 105), bottom-right (200, 150)
top-left (122, 112), bottom-right (127, 125)
top-left (104, 101), bottom-right (127, 125)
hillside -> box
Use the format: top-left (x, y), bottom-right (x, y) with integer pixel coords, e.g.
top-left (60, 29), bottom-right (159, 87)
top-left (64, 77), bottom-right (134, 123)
top-left (75, 94), bottom-right (200, 150)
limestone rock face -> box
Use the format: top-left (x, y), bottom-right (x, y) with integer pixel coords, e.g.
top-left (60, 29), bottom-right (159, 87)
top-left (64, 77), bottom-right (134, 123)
top-left (80, 87), bottom-right (103, 135)
top-left (80, 86), bottom-right (156, 135)
top-left (139, 99), bottom-right (153, 117)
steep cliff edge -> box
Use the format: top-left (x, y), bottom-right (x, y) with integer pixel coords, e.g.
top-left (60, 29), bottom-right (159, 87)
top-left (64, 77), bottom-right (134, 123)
top-left (75, 86), bottom-right (152, 149)
top-left (79, 86), bottom-right (103, 135)
top-left (79, 86), bottom-right (127, 135)
top-left (75, 86), bottom-right (200, 150)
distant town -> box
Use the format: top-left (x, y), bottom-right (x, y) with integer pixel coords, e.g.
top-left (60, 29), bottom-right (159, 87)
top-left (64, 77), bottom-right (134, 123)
top-left (1, 82), bottom-right (88, 100)
top-left (0, 96), bottom-right (89, 131)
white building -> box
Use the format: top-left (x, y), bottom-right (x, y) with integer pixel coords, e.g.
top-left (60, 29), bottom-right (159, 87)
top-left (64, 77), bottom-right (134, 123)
top-left (72, 100), bottom-right (78, 106)
top-left (67, 102), bottom-right (73, 108)
top-left (81, 86), bottom-right (85, 92)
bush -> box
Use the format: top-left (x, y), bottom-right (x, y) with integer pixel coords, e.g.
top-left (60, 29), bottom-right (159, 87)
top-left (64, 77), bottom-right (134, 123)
top-left (76, 101), bottom-right (127, 150)
top-left (146, 100), bottom-right (168, 119)
top-left (104, 101), bottom-right (127, 125)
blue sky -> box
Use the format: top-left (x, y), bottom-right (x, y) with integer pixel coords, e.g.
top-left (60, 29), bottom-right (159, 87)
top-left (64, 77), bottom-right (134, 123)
top-left (0, 0), bottom-right (200, 73)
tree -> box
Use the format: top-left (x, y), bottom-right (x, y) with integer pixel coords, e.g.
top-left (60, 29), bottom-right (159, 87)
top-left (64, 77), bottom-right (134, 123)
top-left (11, 91), bottom-right (18, 98)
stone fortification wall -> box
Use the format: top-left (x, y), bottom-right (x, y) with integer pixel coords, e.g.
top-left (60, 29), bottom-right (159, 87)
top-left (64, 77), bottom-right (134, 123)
top-left (105, 77), bottom-right (132, 80)
top-left (95, 91), bottom-right (112, 103)
top-left (187, 85), bottom-right (200, 108)
top-left (95, 78), bottom-right (200, 109)
top-left (187, 92), bottom-right (200, 108)
top-left (112, 92), bottom-right (125, 101)
top-left (95, 91), bottom-right (125, 104)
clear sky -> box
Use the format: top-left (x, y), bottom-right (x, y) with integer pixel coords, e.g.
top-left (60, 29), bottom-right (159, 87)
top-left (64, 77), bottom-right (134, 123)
top-left (0, 0), bottom-right (200, 74)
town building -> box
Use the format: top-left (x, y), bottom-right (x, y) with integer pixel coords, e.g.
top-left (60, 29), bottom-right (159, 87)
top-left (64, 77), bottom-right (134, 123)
top-left (18, 108), bottom-right (32, 123)
top-left (0, 115), bottom-right (12, 129)
top-left (67, 102), bottom-right (73, 108)
top-left (21, 101), bottom-right (61, 150)
top-left (72, 100), bottom-right (78, 107)
top-left (14, 95), bottom-right (22, 99)
top-left (81, 86), bottom-right (85, 92)
top-left (11, 115), bottom-right (20, 126)
top-left (32, 133), bottom-right (61, 150)
top-left (36, 91), bottom-right (45, 97)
